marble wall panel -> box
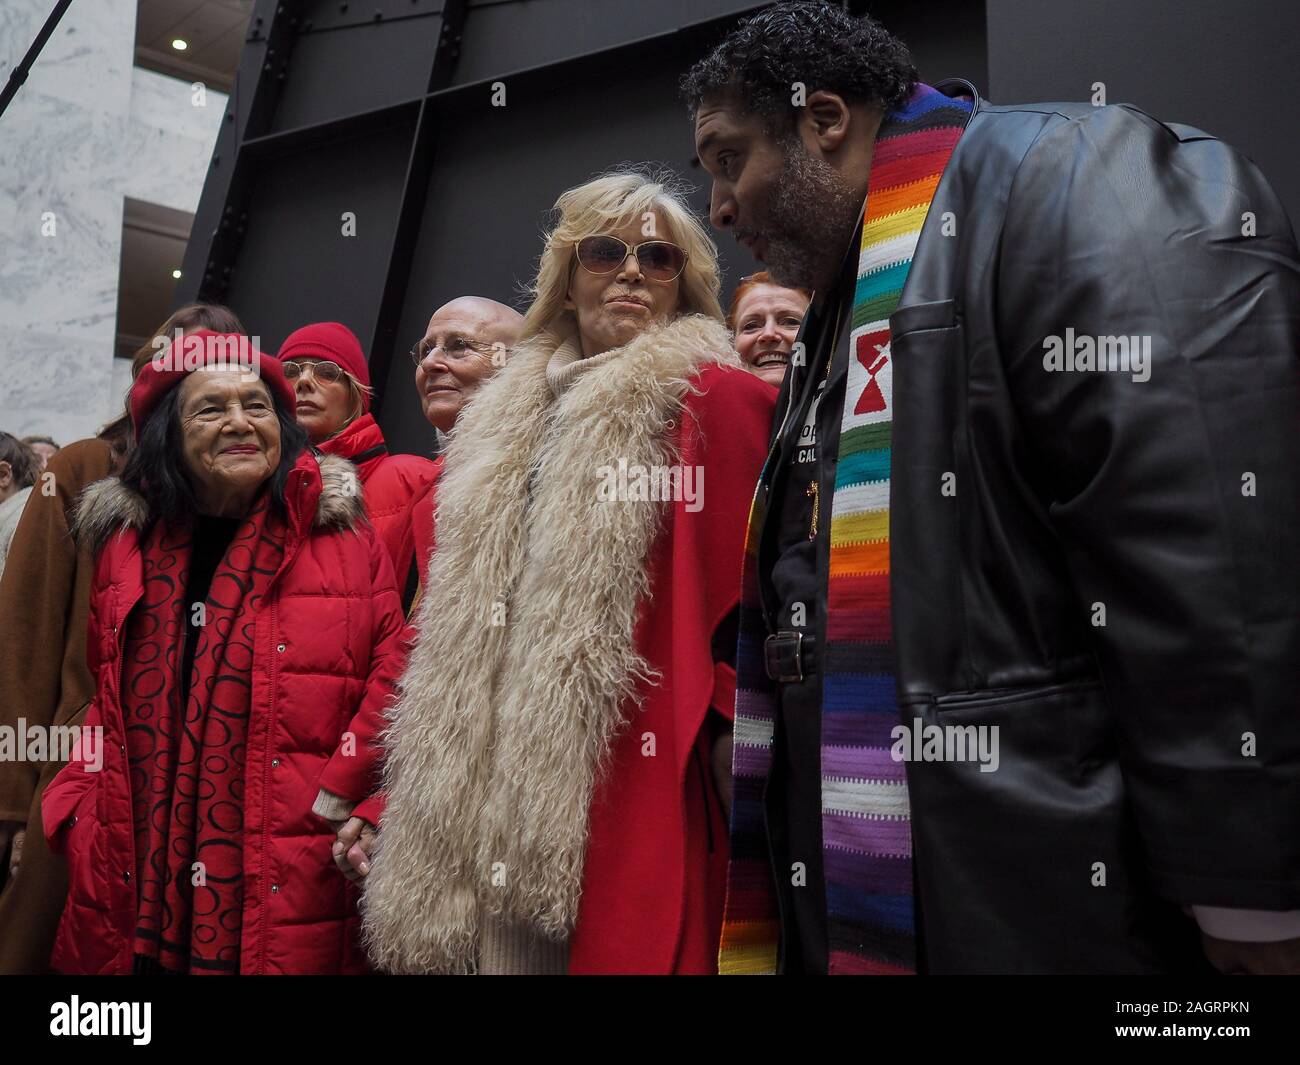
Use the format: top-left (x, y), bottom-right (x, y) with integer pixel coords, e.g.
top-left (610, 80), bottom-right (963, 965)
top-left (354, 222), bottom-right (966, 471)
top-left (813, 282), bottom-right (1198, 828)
top-left (0, 3), bottom-right (229, 443)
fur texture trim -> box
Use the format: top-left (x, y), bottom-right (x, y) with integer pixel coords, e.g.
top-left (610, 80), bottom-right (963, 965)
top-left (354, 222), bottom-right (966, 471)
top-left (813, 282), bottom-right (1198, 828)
top-left (70, 476), bottom-right (150, 551)
top-left (312, 452), bottom-right (366, 530)
top-left (362, 314), bottom-right (741, 974)
top-left (70, 452), bottom-right (363, 550)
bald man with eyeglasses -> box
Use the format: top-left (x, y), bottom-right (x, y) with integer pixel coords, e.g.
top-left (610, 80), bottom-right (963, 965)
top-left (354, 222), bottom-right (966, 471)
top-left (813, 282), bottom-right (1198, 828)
top-left (329, 296), bottom-right (523, 885)
top-left (412, 296), bottom-right (524, 437)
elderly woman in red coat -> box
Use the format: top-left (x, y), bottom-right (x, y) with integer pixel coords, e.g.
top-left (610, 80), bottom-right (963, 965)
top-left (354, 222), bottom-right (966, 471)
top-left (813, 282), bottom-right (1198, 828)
top-left (42, 332), bottom-right (406, 975)
top-left (359, 169), bottom-right (775, 974)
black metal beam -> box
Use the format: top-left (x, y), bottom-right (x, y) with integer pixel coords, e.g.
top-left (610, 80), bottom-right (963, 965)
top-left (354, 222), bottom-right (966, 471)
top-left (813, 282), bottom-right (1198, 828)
top-left (179, 0), bottom-right (764, 347)
top-left (292, 0), bottom-right (443, 36)
top-left (175, 0), bottom-right (305, 307)
top-left (367, 0), bottom-right (470, 409)
top-left (362, 2), bottom-right (758, 409)
top-left (240, 99), bottom-right (421, 162)
top-left (226, 7), bottom-right (761, 165)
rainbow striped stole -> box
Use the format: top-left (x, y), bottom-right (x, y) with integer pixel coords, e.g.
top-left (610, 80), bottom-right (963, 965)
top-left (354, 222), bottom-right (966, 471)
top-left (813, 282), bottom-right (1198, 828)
top-left (717, 480), bottom-right (780, 974)
top-left (718, 83), bottom-right (972, 976)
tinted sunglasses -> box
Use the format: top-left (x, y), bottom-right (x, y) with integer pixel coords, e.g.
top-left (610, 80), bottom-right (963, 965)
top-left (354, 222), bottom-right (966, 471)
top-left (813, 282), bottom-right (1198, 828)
top-left (282, 359), bottom-right (346, 384)
top-left (575, 235), bottom-right (688, 283)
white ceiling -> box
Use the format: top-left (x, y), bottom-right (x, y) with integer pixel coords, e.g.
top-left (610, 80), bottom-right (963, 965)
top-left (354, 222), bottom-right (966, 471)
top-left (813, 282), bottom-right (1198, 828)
top-left (135, 0), bottom-right (254, 92)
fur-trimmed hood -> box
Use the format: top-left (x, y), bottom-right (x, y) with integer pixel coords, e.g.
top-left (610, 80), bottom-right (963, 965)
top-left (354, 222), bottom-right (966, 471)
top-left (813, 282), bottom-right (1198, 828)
top-left (70, 451), bottom-right (364, 551)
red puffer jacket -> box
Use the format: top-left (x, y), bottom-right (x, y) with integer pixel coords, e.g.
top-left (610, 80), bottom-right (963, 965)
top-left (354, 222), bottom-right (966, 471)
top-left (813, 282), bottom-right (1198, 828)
top-left (316, 413), bottom-right (438, 593)
top-left (42, 452), bottom-right (407, 975)
top-left (348, 454), bottom-right (443, 828)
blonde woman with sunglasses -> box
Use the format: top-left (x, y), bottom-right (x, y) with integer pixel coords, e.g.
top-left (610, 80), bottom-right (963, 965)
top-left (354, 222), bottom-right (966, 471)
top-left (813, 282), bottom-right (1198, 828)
top-left (358, 168), bottom-right (776, 974)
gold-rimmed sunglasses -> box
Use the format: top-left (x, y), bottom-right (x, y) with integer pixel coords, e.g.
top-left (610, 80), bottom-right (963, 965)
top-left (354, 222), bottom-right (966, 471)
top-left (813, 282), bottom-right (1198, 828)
top-left (574, 235), bottom-right (688, 283)
top-left (282, 358), bottom-right (346, 384)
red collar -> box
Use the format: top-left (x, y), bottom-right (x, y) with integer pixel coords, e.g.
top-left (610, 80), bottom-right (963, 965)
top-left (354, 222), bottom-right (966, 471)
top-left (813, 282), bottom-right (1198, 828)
top-left (317, 413), bottom-right (387, 473)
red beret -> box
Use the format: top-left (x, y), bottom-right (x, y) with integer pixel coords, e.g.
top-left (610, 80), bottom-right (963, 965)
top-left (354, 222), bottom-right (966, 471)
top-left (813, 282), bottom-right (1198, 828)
top-left (130, 330), bottom-right (296, 435)
top-left (278, 322), bottom-right (371, 412)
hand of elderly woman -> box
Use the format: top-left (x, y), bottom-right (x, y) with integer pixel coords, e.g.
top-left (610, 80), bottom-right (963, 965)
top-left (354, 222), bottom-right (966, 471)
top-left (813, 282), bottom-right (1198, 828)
top-left (331, 816), bottom-right (376, 882)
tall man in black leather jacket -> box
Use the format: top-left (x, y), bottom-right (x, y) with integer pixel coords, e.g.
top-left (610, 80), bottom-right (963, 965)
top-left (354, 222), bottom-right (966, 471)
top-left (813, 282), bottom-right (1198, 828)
top-left (685, 2), bottom-right (1300, 974)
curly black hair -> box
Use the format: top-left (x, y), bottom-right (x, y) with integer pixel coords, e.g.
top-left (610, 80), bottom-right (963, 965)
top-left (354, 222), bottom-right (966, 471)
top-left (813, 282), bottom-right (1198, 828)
top-left (681, 1), bottom-right (918, 135)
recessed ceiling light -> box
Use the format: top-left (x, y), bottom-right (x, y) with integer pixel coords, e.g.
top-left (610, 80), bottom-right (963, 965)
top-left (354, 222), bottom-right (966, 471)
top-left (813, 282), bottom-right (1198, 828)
top-left (172, 269), bottom-right (182, 279)
top-left (171, 39), bottom-right (188, 51)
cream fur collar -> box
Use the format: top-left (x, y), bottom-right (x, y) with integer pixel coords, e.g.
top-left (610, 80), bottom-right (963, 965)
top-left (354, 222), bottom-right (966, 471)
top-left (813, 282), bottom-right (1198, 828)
top-left (362, 313), bottom-right (740, 973)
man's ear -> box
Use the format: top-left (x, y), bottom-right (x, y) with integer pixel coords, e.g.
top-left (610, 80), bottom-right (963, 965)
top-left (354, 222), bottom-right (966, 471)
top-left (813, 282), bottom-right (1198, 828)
top-left (0, 461), bottom-right (11, 490)
top-left (801, 90), bottom-right (852, 153)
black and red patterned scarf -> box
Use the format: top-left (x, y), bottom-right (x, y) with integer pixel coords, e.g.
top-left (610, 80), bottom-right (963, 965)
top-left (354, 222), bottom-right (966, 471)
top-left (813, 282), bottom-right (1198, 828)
top-left (123, 493), bottom-right (286, 974)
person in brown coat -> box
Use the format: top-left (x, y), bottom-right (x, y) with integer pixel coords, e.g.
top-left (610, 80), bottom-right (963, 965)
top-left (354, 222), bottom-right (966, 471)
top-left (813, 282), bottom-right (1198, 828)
top-left (0, 303), bottom-right (242, 973)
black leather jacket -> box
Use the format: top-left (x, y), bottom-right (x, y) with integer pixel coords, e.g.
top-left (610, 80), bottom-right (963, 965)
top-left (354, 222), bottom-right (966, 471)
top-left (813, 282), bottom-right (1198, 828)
top-left (851, 81), bottom-right (1299, 971)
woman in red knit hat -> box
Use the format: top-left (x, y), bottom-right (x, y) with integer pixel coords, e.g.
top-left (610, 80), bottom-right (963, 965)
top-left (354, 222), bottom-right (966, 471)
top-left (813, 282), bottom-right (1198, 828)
top-left (278, 322), bottom-right (437, 609)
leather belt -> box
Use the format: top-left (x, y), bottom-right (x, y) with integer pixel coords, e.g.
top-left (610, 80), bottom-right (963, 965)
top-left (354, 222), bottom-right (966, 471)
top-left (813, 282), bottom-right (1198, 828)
top-left (764, 631), bottom-right (816, 683)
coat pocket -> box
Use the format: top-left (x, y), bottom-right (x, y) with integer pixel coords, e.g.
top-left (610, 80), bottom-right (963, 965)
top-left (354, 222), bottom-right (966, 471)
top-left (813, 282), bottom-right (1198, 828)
top-left (932, 676), bottom-right (1102, 710)
top-left (42, 760), bottom-right (93, 853)
top-left (60, 774), bottom-right (109, 914)
top-left (904, 680), bottom-right (1194, 973)
top-left (891, 297), bottom-right (957, 335)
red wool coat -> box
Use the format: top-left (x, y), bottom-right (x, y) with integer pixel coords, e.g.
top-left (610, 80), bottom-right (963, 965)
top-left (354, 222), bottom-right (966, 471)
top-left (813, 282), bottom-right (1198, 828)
top-left (43, 453), bottom-right (408, 975)
top-left (372, 367), bottom-right (774, 971)
top-left (316, 413), bottom-right (439, 588)
top-left (345, 455), bottom-right (444, 829)
top-left (568, 364), bottom-right (773, 973)
top-left (408, 454), bottom-right (444, 587)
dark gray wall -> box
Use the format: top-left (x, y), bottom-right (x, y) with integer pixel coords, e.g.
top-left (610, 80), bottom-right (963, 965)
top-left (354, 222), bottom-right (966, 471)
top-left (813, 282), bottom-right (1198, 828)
top-left (987, 0), bottom-right (1299, 228)
top-left (379, 0), bottom-right (988, 457)
top-left (183, 0), bottom-right (1295, 460)
top-left (181, 0), bottom-right (988, 460)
